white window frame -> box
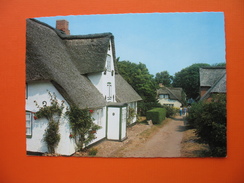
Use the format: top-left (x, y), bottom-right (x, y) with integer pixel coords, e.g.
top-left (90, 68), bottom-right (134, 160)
top-left (159, 94), bottom-right (169, 99)
top-left (107, 82), bottom-right (112, 101)
top-left (26, 111), bottom-right (32, 138)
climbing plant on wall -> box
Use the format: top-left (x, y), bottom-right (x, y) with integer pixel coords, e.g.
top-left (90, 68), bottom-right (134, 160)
top-left (66, 105), bottom-right (101, 151)
top-left (34, 91), bottom-right (64, 154)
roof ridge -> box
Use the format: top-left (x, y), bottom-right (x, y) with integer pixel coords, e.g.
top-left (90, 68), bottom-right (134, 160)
top-left (200, 66), bottom-right (226, 69)
top-left (29, 18), bottom-right (113, 40)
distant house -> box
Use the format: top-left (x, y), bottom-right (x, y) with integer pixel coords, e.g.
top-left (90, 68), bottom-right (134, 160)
top-left (199, 67), bottom-right (226, 101)
top-left (156, 84), bottom-right (185, 108)
top-left (26, 19), bottom-right (141, 155)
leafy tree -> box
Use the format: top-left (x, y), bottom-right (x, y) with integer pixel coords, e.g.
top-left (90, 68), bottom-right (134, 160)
top-left (172, 63), bottom-right (210, 100)
top-left (155, 71), bottom-right (173, 87)
top-left (117, 60), bottom-right (160, 115)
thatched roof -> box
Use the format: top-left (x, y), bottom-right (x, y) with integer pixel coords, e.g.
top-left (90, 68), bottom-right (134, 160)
top-left (26, 18), bottom-right (110, 109)
top-left (200, 67), bottom-right (226, 100)
top-left (115, 74), bottom-right (142, 103)
top-left (157, 87), bottom-right (184, 102)
top-left (200, 67), bottom-right (226, 87)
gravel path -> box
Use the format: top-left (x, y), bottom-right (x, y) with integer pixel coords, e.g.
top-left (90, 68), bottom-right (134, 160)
top-left (120, 116), bottom-right (185, 157)
top-left (94, 116), bottom-right (185, 158)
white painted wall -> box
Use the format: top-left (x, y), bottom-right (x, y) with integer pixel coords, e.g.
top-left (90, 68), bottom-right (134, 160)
top-left (88, 40), bottom-right (116, 103)
top-left (121, 107), bottom-right (127, 140)
top-left (26, 81), bottom-right (76, 155)
top-left (158, 98), bottom-right (182, 108)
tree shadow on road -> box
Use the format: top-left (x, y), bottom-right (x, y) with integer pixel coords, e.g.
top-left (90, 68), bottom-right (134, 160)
top-left (177, 125), bottom-right (188, 132)
top-left (169, 116), bottom-right (184, 121)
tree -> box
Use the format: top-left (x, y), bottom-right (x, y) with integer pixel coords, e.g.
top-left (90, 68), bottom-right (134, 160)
top-left (172, 63), bottom-right (210, 100)
top-left (117, 60), bottom-right (160, 115)
top-left (155, 71), bottom-right (173, 87)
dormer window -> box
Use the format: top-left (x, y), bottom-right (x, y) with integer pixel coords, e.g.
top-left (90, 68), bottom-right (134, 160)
top-left (106, 54), bottom-right (111, 72)
top-left (159, 94), bottom-right (169, 99)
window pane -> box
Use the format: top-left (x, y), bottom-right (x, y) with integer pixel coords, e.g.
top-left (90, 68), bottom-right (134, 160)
top-left (26, 112), bottom-right (32, 136)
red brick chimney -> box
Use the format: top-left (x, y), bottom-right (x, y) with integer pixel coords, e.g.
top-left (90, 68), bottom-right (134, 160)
top-left (56, 20), bottom-right (70, 35)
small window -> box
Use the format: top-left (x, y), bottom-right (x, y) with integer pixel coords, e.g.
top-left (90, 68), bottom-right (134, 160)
top-left (159, 94), bottom-right (169, 99)
top-left (107, 82), bottom-right (112, 101)
top-left (26, 112), bottom-right (32, 138)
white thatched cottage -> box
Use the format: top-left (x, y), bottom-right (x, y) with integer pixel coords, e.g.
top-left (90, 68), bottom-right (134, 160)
top-left (26, 19), bottom-right (142, 155)
top-left (156, 85), bottom-right (185, 108)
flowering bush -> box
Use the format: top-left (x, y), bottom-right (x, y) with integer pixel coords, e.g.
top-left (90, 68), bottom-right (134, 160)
top-left (66, 106), bottom-right (101, 151)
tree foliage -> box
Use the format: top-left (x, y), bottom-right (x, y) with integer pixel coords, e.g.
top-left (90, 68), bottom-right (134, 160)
top-left (117, 60), bottom-right (160, 115)
top-left (155, 71), bottom-right (173, 87)
top-left (187, 94), bottom-right (226, 157)
top-left (172, 63), bottom-right (210, 100)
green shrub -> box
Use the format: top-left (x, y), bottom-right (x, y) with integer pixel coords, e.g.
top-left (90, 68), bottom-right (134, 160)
top-left (146, 108), bottom-right (166, 124)
top-left (88, 148), bottom-right (98, 156)
top-left (163, 106), bottom-right (178, 118)
top-left (187, 94), bottom-right (226, 157)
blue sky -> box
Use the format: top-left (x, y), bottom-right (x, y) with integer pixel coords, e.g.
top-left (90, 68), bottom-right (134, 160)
top-left (36, 12), bottom-right (226, 76)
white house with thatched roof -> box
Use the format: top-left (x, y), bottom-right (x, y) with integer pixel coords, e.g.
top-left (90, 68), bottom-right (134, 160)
top-left (156, 85), bottom-right (185, 108)
top-left (26, 19), bottom-right (141, 155)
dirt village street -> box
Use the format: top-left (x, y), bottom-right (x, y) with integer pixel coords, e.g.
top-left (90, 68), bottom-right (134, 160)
top-left (90, 116), bottom-right (186, 158)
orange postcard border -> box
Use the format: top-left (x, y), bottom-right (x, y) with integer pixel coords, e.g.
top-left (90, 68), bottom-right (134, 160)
top-left (0, 0), bottom-right (243, 182)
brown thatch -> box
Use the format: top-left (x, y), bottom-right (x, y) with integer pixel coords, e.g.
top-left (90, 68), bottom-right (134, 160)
top-left (199, 67), bottom-right (226, 100)
top-left (115, 74), bottom-right (142, 103)
top-left (26, 18), bottom-right (109, 109)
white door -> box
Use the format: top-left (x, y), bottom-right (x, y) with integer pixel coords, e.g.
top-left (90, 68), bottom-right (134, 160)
top-left (107, 107), bottom-right (120, 140)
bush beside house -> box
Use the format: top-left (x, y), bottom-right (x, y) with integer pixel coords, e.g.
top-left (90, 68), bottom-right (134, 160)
top-left (187, 94), bottom-right (226, 157)
top-left (146, 108), bottom-right (166, 124)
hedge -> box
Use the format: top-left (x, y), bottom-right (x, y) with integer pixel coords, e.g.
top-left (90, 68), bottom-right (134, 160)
top-left (146, 108), bottom-right (166, 124)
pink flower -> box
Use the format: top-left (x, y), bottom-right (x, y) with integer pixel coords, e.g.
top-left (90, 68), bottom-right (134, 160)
top-left (89, 110), bottom-right (94, 113)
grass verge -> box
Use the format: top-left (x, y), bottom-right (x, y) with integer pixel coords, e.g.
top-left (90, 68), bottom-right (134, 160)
top-left (181, 126), bottom-right (210, 157)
